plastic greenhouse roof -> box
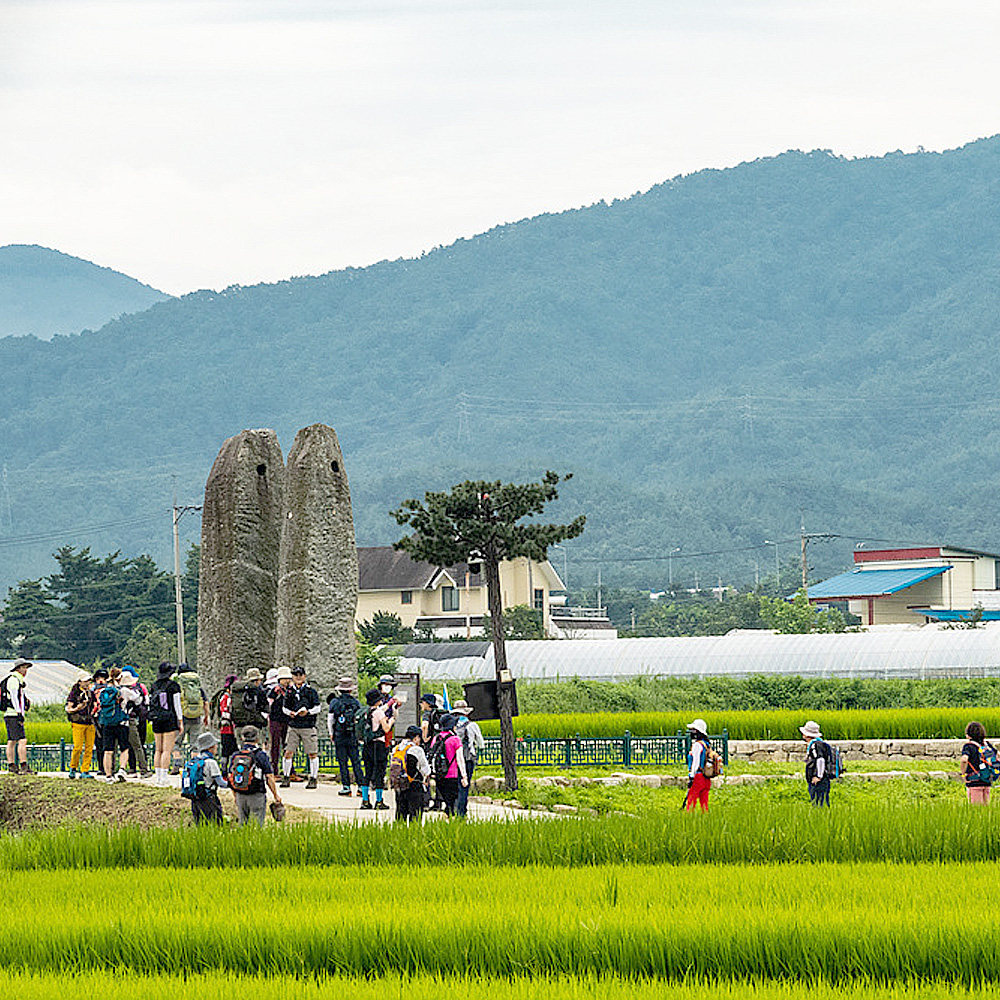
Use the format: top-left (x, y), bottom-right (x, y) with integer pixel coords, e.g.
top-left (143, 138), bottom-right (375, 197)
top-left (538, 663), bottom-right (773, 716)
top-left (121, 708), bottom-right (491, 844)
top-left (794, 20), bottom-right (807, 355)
top-left (402, 626), bottom-right (1000, 682)
top-left (0, 660), bottom-right (89, 705)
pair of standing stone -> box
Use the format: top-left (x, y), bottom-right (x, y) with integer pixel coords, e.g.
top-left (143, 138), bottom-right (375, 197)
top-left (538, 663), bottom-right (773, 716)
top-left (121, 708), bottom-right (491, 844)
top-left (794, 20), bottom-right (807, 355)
top-left (197, 424), bottom-right (358, 698)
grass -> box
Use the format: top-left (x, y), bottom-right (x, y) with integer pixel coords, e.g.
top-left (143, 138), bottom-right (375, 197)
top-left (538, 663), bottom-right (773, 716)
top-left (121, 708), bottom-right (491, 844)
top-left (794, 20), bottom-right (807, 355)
top-left (0, 973), bottom-right (991, 1000)
top-left (3, 792), bottom-right (1000, 867)
top-left (1, 862), bottom-right (999, 981)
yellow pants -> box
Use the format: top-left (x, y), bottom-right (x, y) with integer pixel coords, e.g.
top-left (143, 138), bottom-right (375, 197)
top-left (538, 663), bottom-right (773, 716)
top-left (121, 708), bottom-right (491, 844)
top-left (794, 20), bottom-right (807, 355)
top-left (70, 723), bottom-right (95, 772)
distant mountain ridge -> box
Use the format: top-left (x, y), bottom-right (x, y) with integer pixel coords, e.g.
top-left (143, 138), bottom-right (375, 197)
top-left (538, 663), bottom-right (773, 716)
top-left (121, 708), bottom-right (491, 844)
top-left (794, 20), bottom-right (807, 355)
top-left (0, 245), bottom-right (169, 340)
top-left (2, 138), bottom-right (1000, 597)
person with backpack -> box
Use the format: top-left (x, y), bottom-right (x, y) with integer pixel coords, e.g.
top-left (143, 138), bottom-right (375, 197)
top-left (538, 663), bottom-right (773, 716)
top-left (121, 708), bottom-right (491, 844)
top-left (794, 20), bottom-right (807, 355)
top-left (214, 673), bottom-right (238, 770)
top-left (90, 667), bottom-right (109, 769)
top-left (3, 657), bottom-right (32, 775)
top-left (391, 725), bottom-right (431, 823)
top-left (173, 665), bottom-right (209, 757)
top-left (800, 720), bottom-right (833, 806)
top-left (181, 731), bottom-right (228, 825)
top-left (267, 667), bottom-right (293, 776)
top-left (359, 688), bottom-right (393, 810)
top-left (451, 700), bottom-right (485, 817)
top-left (683, 719), bottom-right (714, 812)
top-left (65, 672), bottom-right (96, 778)
top-left (119, 670), bottom-right (151, 777)
top-left (97, 667), bottom-right (130, 782)
top-left (229, 725), bottom-right (283, 825)
top-left (148, 661), bottom-right (184, 786)
top-left (280, 666), bottom-right (321, 789)
top-left (961, 720), bottom-right (998, 805)
top-left (428, 714), bottom-right (468, 816)
top-left (327, 676), bottom-right (363, 797)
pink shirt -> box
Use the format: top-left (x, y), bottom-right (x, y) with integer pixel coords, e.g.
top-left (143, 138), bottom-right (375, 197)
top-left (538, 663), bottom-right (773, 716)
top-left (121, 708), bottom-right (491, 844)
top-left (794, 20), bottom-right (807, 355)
top-left (442, 733), bottom-right (468, 781)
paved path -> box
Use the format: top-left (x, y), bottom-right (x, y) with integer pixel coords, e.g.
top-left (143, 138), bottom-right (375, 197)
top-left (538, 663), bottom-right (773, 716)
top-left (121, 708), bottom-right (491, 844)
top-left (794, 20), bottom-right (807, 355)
top-left (44, 771), bottom-right (528, 823)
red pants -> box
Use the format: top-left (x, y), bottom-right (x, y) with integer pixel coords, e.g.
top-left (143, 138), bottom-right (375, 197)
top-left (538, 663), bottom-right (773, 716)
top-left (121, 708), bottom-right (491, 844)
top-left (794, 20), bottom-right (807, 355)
top-left (685, 772), bottom-right (711, 812)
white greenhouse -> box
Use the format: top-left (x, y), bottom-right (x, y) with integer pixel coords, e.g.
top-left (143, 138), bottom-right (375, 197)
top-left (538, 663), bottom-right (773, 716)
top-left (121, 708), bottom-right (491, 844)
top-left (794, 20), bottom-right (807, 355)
top-left (400, 624), bottom-right (1000, 684)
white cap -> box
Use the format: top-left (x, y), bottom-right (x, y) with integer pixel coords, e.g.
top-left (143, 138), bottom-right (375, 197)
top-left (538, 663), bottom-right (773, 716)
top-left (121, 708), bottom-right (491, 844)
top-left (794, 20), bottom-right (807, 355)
top-left (686, 718), bottom-right (708, 735)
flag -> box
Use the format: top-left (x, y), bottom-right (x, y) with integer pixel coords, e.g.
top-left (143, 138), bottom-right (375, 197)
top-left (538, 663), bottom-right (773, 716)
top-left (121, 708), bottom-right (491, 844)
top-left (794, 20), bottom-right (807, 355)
top-left (441, 682), bottom-right (452, 711)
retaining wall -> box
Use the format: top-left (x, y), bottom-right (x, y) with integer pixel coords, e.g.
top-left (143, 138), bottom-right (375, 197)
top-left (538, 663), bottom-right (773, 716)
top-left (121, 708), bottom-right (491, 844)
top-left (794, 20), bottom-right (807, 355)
top-left (731, 738), bottom-right (963, 763)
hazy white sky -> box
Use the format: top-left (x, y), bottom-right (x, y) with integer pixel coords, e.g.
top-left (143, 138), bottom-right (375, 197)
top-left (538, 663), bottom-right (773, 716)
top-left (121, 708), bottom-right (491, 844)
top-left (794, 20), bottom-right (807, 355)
top-left (2, 0), bottom-right (998, 295)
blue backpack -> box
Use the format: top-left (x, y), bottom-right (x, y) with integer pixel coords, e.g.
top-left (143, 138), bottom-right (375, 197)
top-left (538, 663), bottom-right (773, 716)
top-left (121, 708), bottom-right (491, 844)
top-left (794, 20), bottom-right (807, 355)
top-left (181, 756), bottom-right (208, 800)
top-left (975, 742), bottom-right (1000, 784)
top-left (97, 686), bottom-right (122, 726)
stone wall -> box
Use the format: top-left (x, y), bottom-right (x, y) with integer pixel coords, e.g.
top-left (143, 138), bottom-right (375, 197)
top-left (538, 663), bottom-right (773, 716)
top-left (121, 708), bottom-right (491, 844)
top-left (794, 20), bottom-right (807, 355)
top-left (731, 738), bottom-right (964, 763)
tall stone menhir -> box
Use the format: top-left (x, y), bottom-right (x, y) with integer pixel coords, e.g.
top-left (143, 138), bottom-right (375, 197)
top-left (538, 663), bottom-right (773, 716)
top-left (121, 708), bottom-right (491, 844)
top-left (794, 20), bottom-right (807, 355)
top-left (275, 424), bottom-right (359, 696)
top-left (197, 429), bottom-right (285, 696)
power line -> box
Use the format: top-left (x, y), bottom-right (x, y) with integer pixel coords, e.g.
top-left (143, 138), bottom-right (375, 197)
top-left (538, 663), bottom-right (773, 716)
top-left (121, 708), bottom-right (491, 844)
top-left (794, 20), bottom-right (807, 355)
top-left (3, 601), bottom-right (178, 624)
top-left (0, 511), bottom-right (169, 548)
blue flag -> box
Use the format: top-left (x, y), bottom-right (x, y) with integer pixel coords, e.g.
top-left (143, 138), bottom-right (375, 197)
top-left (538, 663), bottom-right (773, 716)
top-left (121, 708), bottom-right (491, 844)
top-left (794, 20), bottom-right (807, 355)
top-left (441, 683), bottom-right (452, 711)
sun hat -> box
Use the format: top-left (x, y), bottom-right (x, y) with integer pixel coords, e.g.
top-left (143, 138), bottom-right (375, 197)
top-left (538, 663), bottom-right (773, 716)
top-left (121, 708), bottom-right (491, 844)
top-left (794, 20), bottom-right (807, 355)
top-left (291, 666), bottom-right (306, 676)
top-left (13, 657), bottom-right (32, 670)
top-left (438, 713), bottom-right (457, 731)
top-left (120, 672), bottom-right (138, 686)
top-left (378, 674), bottom-right (396, 687)
top-left (196, 731), bottom-right (218, 751)
top-left (275, 666), bottom-right (293, 681)
top-left (157, 661), bottom-right (175, 677)
top-left (240, 725), bottom-right (259, 742)
top-left (365, 688), bottom-right (381, 706)
top-left (92, 667), bottom-right (109, 680)
top-left (336, 676), bottom-right (356, 691)
top-left (420, 692), bottom-right (438, 708)
top-left (265, 668), bottom-right (278, 685)
top-left (686, 718), bottom-right (708, 735)
top-left (405, 725), bottom-right (421, 739)
top-left (452, 699), bottom-right (473, 715)
top-left (245, 668), bottom-right (263, 682)
top-left (800, 720), bottom-right (822, 738)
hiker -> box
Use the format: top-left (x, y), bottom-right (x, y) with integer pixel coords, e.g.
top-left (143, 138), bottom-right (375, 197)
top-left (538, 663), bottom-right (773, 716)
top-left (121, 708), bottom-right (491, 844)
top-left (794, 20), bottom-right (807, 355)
top-left (428, 713), bottom-right (468, 816)
top-left (90, 667), bottom-right (109, 768)
top-left (961, 721), bottom-right (997, 805)
top-left (420, 692), bottom-right (443, 745)
top-left (327, 676), bottom-right (363, 797)
top-left (360, 687), bottom-right (393, 810)
top-left (266, 667), bottom-right (287, 772)
top-left (174, 665), bottom-right (210, 755)
top-left (281, 666), bottom-right (321, 789)
top-left (98, 667), bottom-right (130, 782)
top-left (215, 673), bottom-right (238, 770)
top-left (119, 670), bottom-right (151, 777)
top-left (801, 720), bottom-right (833, 806)
top-left (229, 725), bottom-right (283, 825)
top-left (125, 670), bottom-right (150, 774)
top-left (65, 673), bottom-right (96, 778)
top-left (391, 725), bottom-right (430, 823)
top-left (148, 661), bottom-right (184, 786)
top-left (182, 731), bottom-right (227, 825)
top-left (683, 718), bottom-right (712, 812)
top-left (3, 657), bottom-right (32, 774)
top-left (451, 699), bottom-right (484, 817)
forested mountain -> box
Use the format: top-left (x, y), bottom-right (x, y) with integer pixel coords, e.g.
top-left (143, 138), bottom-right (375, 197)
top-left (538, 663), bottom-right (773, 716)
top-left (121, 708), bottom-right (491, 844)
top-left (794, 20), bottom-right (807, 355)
top-left (0, 245), bottom-right (169, 340)
top-left (2, 137), bottom-right (1000, 598)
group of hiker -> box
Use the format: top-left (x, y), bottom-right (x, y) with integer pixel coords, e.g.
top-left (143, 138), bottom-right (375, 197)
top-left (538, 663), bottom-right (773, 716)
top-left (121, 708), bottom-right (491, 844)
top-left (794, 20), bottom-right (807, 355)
top-left (684, 716), bottom-right (999, 810)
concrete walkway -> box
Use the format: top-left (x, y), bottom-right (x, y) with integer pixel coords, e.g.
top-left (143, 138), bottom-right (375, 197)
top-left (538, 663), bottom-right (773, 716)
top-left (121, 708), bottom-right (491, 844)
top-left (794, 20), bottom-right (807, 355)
top-left (43, 770), bottom-right (529, 823)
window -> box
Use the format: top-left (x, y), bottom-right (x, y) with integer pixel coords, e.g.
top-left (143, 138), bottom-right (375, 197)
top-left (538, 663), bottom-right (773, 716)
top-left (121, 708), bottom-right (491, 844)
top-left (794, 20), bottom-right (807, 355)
top-left (401, 590), bottom-right (412, 605)
top-left (441, 586), bottom-right (459, 612)
top-left (534, 588), bottom-right (545, 611)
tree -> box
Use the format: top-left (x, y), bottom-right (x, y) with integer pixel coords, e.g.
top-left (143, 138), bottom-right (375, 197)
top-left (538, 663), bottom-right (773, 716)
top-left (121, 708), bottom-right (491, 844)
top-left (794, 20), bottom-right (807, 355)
top-left (482, 605), bottom-right (545, 640)
top-left (0, 579), bottom-right (61, 658)
top-left (358, 611), bottom-right (415, 644)
top-left (759, 588), bottom-right (847, 634)
top-left (392, 471), bottom-right (584, 791)
top-left (120, 621), bottom-right (175, 682)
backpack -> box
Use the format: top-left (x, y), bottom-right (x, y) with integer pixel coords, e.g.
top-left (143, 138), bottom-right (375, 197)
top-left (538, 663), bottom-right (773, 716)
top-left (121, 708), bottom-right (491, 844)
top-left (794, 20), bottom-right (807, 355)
top-left (358, 706), bottom-right (381, 746)
top-left (976, 742), bottom-right (1000, 784)
top-left (229, 748), bottom-right (259, 793)
top-left (97, 685), bottom-right (121, 726)
top-left (700, 741), bottom-right (723, 779)
top-left (389, 741), bottom-right (416, 791)
top-left (0, 675), bottom-right (11, 713)
top-left (176, 672), bottom-right (203, 719)
top-left (331, 695), bottom-right (357, 739)
top-left (230, 680), bottom-right (265, 729)
top-left (148, 681), bottom-right (175, 725)
top-left (209, 688), bottom-right (224, 725)
top-left (808, 738), bottom-right (842, 780)
top-left (454, 716), bottom-right (474, 761)
top-left (430, 733), bottom-right (454, 780)
top-left (181, 756), bottom-right (208, 800)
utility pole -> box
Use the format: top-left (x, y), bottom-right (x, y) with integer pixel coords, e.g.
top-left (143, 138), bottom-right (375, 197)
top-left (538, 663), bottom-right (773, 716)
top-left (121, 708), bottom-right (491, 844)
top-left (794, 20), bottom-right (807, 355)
top-left (172, 498), bottom-right (203, 665)
top-left (799, 519), bottom-right (836, 592)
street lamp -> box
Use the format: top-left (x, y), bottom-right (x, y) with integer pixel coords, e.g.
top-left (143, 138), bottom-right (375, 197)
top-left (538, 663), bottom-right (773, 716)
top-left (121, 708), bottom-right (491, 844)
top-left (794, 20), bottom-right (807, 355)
top-left (550, 543), bottom-right (569, 590)
top-left (668, 546), bottom-right (681, 589)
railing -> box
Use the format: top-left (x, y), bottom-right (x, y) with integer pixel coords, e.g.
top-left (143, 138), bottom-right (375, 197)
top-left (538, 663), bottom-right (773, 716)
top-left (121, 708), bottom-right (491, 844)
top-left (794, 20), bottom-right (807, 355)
top-left (23, 730), bottom-right (728, 773)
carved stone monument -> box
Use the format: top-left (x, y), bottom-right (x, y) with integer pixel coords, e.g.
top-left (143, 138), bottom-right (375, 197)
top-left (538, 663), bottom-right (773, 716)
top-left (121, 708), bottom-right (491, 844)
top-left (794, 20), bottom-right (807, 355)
top-left (275, 423), bottom-right (359, 696)
top-left (197, 429), bottom-right (285, 695)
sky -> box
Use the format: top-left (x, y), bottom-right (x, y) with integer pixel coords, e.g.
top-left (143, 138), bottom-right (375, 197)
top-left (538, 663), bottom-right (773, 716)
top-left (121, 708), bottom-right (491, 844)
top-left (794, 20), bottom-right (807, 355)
top-left (2, 0), bottom-right (998, 296)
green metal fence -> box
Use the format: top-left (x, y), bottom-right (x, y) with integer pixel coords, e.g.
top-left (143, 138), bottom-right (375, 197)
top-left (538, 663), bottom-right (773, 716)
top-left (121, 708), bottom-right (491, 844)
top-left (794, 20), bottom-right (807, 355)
top-left (25, 730), bottom-right (728, 774)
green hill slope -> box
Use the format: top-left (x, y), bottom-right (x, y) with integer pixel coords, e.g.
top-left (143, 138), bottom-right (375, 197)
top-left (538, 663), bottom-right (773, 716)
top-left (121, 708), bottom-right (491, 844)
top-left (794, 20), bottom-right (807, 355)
top-left (2, 139), bottom-right (1000, 596)
top-left (0, 245), bottom-right (169, 340)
